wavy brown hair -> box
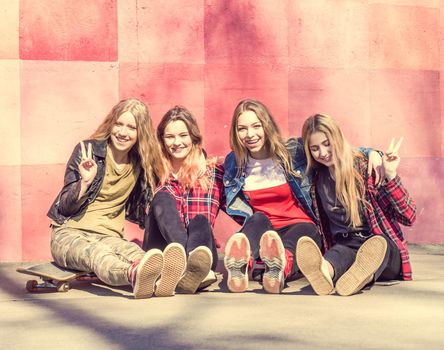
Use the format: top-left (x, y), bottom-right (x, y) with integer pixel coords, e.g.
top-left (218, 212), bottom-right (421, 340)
top-left (157, 106), bottom-right (211, 190)
top-left (90, 98), bottom-right (165, 190)
top-left (302, 113), bottom-right (366, 227)
top-left (229, 99), bottom-right (298, 178)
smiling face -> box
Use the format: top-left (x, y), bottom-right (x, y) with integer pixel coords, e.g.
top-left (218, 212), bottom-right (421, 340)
top-left (308, 131), bottom-right (334, 168)
top-left (109, 111), bottom-right (138, 159)
top-left (163, 120), bottom-right (192, 164)
top-left (236, 110), bottom-right (268, 159)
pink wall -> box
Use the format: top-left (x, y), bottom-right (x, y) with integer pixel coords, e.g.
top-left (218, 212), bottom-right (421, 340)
top-left (0, 0), bottom-right (442, 262)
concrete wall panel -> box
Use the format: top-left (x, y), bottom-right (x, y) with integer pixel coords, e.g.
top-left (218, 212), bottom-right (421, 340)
top-left (20, 0), bottom-right (117, 61)
top-left (369, 4), bottom-right (439, 70)
top-left (0, 0), bottom-right (19, 59)
top-left (20, 61), bottom-right (118, 165)
top-left (0, 166), bottom-right (22, 261)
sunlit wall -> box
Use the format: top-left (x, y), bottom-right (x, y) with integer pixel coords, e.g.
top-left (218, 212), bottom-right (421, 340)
top-left (0, 0), bottom-right (442, 261)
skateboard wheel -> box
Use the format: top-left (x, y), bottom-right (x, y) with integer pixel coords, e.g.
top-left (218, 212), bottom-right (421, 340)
top-left (26, 280), bottom-right (38, 292)
top-left (56, 282), bottom-right (69, 292)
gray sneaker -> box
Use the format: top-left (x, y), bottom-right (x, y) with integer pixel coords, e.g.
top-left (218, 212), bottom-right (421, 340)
top-left (132, 249), bottom-right (163, 299)
top-left (224, 232), bottom-right (251, 293)
top-left (177, 246), bottom-right (212, 294)
top-left (296, 236), bottom-right (334, 296)
top-left (259, 230), bottom-right (286, 294)
top-left (154, 243), bottom-right (186, 297)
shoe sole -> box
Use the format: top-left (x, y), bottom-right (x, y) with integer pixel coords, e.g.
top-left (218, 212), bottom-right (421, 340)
top-left (336, 235), bottom-right (387, 296)
top-left (133, 249), bottom-right (163, 299)
top-left (259, 231), bottom-right (285, 294)
top-left (296, 236), bottom-right (333, 296)
top-left (155, 243), bottom-right (186, 297)
top-left (177, 246), bottom-right (212, 294)
top-left (224, 233), bottom-right (250, 293)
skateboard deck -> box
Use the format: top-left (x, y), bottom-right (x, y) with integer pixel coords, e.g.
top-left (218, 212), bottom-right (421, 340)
top-left (17, 262), bottom-right (94, 292)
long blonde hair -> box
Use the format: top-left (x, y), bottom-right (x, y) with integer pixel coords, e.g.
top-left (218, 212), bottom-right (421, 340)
top-left (157, 106), bottom-right (211, 190)
top-left (302, 113), bottom-right (366, 227)
top-left (90, 98), bottom-right (166, 190)
top-left (229, 99), bottom-right (298, 178)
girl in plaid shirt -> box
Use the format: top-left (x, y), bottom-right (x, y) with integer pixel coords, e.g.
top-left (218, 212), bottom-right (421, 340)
top-left (297, 114), bottom-right (416, 296)
top-left (142, 106), bottom-right (224, 294)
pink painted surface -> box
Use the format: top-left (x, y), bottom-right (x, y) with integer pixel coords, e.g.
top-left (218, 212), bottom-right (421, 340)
top-left (0, 166), bottom-right (22, 261)
top-left (369, 70), bottom-right (440, 157)
top-left (21, 164), bottom-right (64, 260)
top-left (119, 63), bottom-right (204, 127)
top-left (397, 158), bottom-right (444, 244)
top-left (205, 0), bottom-right (288, 65)
top-left (0, 0), bottom-right (19, 59)
top-left (289, 0), bottom-right (369, 69)
top-left (204, 63), bottom-right (288, 156)
top-left (20, 0), bottom-right (117, 61)
top-left (288, 68), bottom-right (371, 145)
top-left (20, 61), bottom-right (118, 165)
top-left (441, 0), bottom-right (444, 157)
top-left (213, 212), bottom-right (241, 252)
top-left (0, 0), bottom-right (443, 261)
top-left (369, 4), bottom-right (439, 70)
top-left (0, 60), bottom-right (20, 166)
top-left (119, 0), bottom-right (204, 63)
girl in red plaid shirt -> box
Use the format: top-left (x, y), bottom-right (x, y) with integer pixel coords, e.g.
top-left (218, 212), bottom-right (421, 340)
top-left (142, 106), bottom-right (224, 294)
top-left (297, 114), bottom-right (416, 296)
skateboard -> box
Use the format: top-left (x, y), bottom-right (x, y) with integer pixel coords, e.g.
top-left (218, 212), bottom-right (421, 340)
top-left (17, 262), bottom-right (95, 293)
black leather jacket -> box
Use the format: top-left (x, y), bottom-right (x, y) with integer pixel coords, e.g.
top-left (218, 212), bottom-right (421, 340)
top-left (47, 139), bottom-right (152, 228)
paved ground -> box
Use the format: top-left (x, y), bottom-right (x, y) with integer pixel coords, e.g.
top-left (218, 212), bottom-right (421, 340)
top-left (1, 245), bottom-right (443, 350)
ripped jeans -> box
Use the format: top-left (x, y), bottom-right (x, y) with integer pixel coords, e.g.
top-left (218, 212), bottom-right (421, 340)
top-left (50, 225), bottom-right (145, 286)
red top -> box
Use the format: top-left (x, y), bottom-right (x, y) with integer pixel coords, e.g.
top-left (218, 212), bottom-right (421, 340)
top-left (244, 182), bottom-right (313, 229)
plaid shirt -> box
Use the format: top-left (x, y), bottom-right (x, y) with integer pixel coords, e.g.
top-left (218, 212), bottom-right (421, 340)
top-left (154, 164), bottom-right (225, 230)
top-left (311, 156), bottom-right (416, 280)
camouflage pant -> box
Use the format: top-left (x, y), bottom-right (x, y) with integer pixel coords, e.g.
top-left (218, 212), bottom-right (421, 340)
top-left (51, 225), bottom-right (145, 286)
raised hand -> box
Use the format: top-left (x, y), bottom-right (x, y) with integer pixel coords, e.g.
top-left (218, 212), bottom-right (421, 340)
top-left (383, 137), bottom-right (403, 181)
top-left (368, 150), bottom-right (384, 186)
top-left (79, 141), bottom-right (97, 186)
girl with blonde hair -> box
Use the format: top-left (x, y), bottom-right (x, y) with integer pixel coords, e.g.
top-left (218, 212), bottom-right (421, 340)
top-left (49, 98), bottom-right (186, 299)
top-left (222, 99), bottom-right (322, 294)
top-left (142, 106), bottom-right (224, 294)
top-left (297, 113), bottom-right (416, 296)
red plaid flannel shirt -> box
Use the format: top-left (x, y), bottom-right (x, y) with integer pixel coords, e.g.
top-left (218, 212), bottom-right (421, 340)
top-left (311, 157), bottom-right (416, 280)
top-left (154, 164), bottom-right (225, 230)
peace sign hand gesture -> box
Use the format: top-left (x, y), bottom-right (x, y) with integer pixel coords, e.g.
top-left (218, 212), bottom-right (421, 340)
top-left (79, 141), bottom-right (97, 186)
top-left (383, 137), bottom-right (403, 181)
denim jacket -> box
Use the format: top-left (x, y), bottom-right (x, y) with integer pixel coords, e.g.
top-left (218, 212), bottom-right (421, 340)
top-left (223, 137), bottom-right (316, 225)
top-left (47, 139), bottom-right (153, 228)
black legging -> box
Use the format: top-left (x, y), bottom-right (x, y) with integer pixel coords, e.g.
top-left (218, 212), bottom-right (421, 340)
top-left (324, 232), bottom-right (401, 283)
top-left (241, 212), bottom-right (321, 277)
top-left (142, 191), bottom-right (218, 270)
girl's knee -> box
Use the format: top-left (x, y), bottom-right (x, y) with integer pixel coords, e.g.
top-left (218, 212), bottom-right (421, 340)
top-left (152, 191), bottom-right (175, 206)
top-left (189, 214), bottom-right (209, 226)
top-left (249, 212), bottom-right (270, 225)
